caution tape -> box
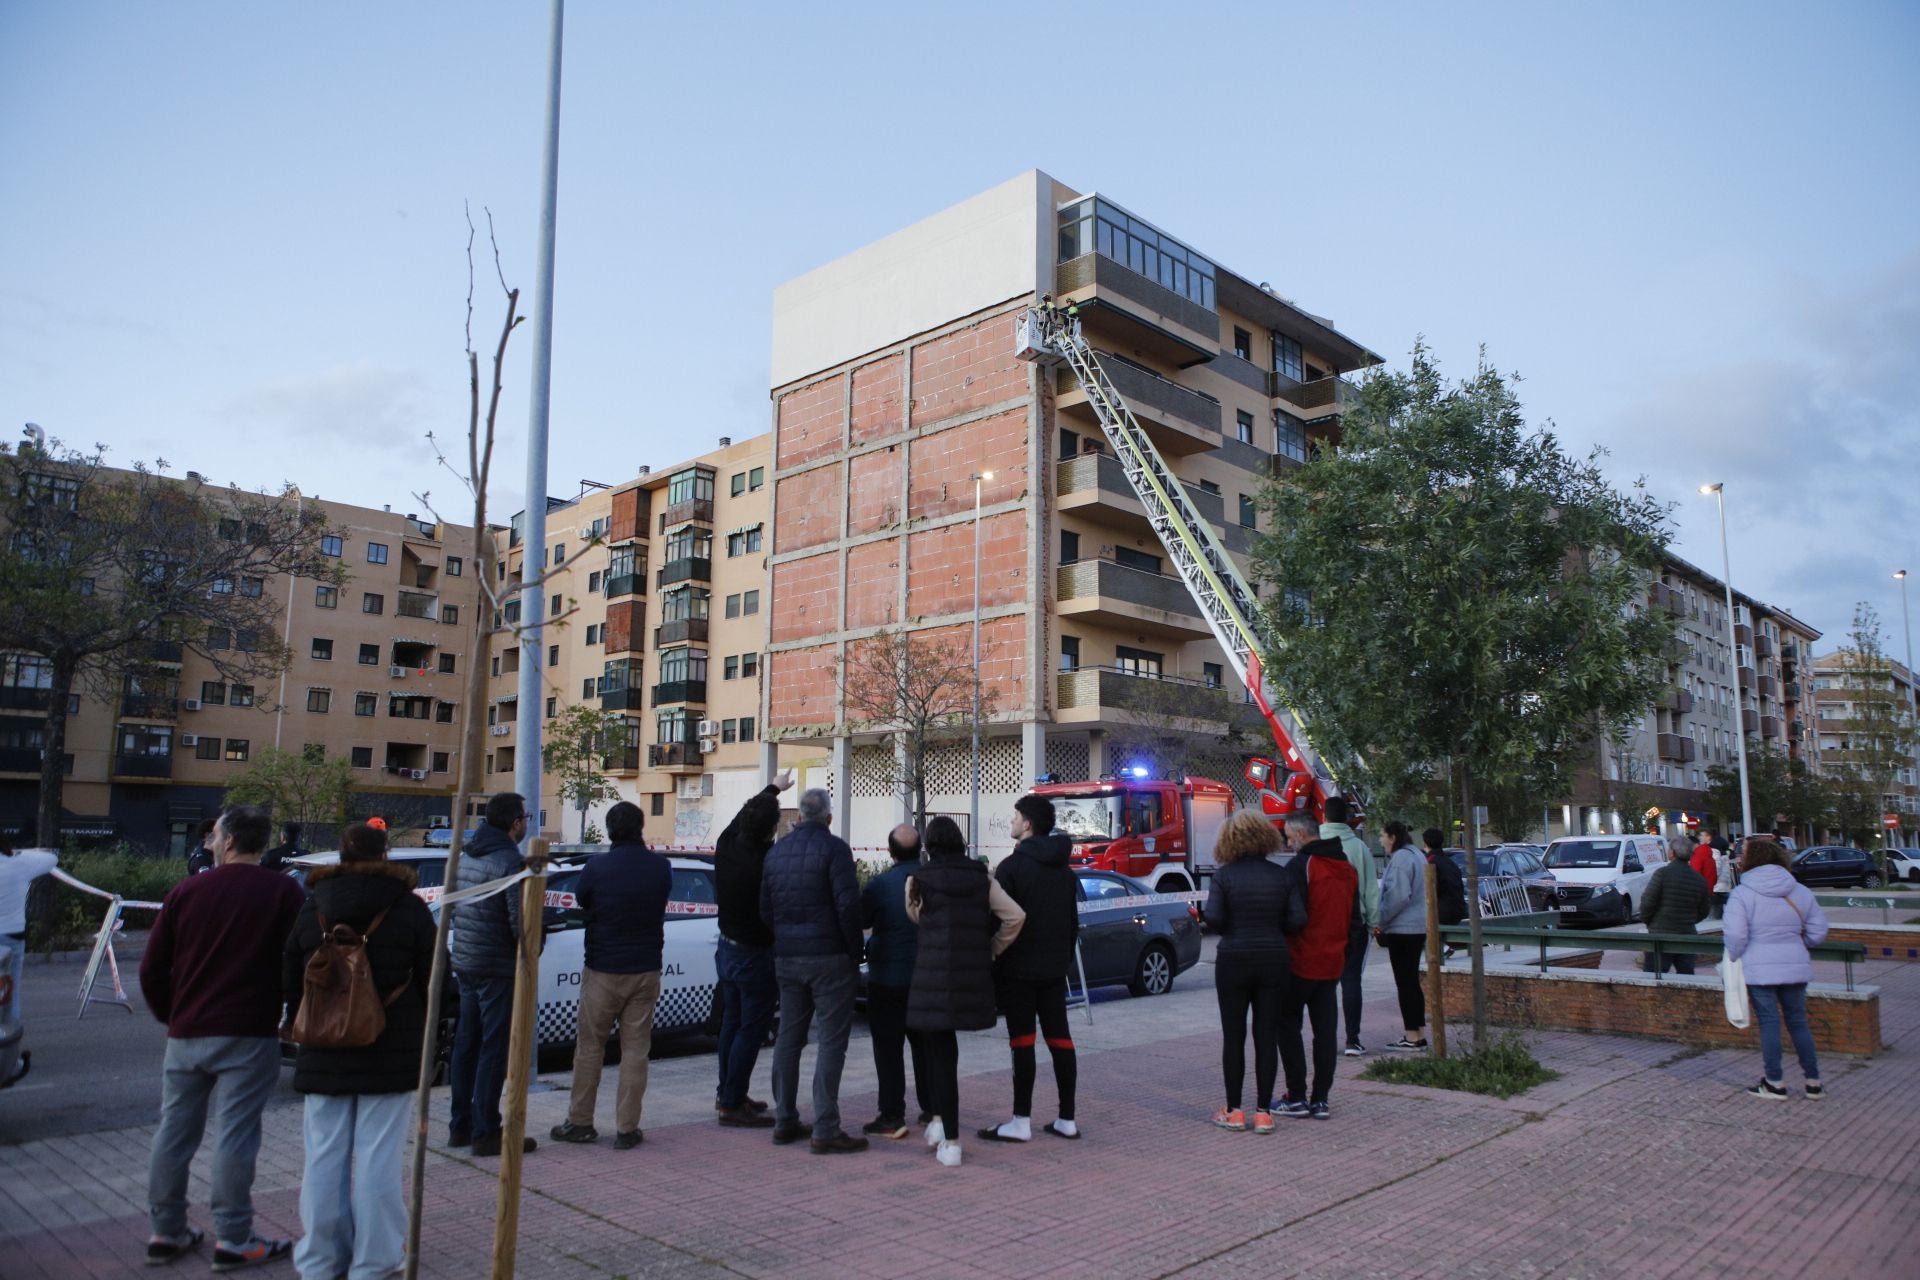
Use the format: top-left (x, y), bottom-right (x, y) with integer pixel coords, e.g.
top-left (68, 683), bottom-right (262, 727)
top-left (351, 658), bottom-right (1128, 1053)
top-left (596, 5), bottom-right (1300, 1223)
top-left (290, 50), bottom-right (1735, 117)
top-left (50, 866), bottom-right (163, 912)
top-left (1075, 889), bottom-right (1208, 915)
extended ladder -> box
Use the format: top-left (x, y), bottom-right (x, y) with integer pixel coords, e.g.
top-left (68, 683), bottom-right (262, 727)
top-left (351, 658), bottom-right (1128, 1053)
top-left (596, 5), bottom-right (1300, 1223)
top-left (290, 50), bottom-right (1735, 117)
top-left (1017, 305), bottom-right (1340, 804)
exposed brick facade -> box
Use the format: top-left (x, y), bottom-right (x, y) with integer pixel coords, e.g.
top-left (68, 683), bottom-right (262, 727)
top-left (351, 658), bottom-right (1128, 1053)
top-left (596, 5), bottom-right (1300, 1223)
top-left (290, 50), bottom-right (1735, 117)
top-left (603, 599), bottom-right (644, 655)
top-left (849, 354), bottom-right (904, 446)
top-left (844, 539), bottom-right (901, 631)
top-left (905, 407), bottom-right (1029, 523)
top-left (776, 376), bottom-right (845, 471)
top-left (846, 447), bottom-right (903, 535)
top-left (773, 464), bottom-right (843, 553)
top-left (907, 312), bottom-right (1026, 428)
top-left (914, 617), bottom-right (1026, 714)
top-left (768, 644), bottom-right (838, 731)
top-left (905, 512), bottom-right (1026, 619)
top-left (769, 552), bottom-right (839, 646)
top-left (608, 487), bottom-right (647, 545)
top-left (1828, 925), bottom-right (1920, 962)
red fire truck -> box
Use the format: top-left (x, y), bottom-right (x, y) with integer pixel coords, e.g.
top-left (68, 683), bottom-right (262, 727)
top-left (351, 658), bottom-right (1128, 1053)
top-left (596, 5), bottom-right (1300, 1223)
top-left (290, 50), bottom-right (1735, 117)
top-left (1035, 773), bottom-right (1235, 893)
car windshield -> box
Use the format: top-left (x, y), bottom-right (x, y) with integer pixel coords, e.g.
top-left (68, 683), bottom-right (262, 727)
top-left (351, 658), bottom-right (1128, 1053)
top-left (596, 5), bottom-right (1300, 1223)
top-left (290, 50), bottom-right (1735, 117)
top-left (1447, 851), bottom-right (1501, 876)
top-left (1053, 795), bottom-right (1122, 842)
top-left (1545, 840), bottom-right (1621, 869)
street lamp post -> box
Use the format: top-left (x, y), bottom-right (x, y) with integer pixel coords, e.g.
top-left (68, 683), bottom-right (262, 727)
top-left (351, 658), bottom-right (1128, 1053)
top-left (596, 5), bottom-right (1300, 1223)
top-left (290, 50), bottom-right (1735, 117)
top-left (970, 471), bottom-right (993, 851)
top-left (1701, 484), bottom-right (1754, 844)
top-left (1897, 570), bottom-right (1915, 842)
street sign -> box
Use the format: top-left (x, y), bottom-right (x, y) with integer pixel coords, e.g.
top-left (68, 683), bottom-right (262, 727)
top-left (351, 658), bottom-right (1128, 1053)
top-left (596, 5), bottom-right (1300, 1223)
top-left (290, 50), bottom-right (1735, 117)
top-left (1883, 814), bottom-right (1901, 830)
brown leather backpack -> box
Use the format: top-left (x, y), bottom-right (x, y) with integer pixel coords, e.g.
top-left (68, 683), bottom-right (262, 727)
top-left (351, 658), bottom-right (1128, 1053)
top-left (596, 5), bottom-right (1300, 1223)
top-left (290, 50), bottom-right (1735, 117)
top-left (289, 908), bottom-right (408, 1049)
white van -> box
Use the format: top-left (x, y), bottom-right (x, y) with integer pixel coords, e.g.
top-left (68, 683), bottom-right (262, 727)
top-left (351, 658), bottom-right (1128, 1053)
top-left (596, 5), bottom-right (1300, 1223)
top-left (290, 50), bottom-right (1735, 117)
top-left (1540, 834), bottom-right (1669, 927)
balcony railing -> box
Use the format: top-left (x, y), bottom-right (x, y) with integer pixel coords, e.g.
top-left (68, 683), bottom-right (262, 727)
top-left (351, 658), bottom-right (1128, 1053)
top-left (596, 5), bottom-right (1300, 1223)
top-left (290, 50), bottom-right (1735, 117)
top-left (1664, 638), bottom-right (1692, 665)
top-left (1273, 374), bottom-right (1360, 414)
top-left (120, 695), bottom-right (179, 720)
top-left (659, 498), bottom-right (715, 531)
top-left (1760, 715), bottom-right (1784, 740)
top-left (397, 591), bottom-right (438, 621)
top-left (651, 679), bottom-right (707, 707)
top-left (1656, 733), bottom-right (1697, 763)
top-left (1754, 633), bottom-right (1776, 659)
top-left (114, 752), bottom-right (173, 779)
top-left (1662, 688), bottom-right (1696, 714)
top-left (602, 745), bottom-right (641, 772)
top-left (0, 686), bottom-right (52, 711)
top-left (604, 572), bottom-right (640, 600)
top-left (1784, 681), bottom-right (1802, 701)
top-left (1098, 355), bottom-right (1222, 435)
top-left (658, 558), bottom-right (712, 588)
top-left (599, 686), bottom-right (645, 712)
top-left (0, 747), bottom-right (71, 774)
top-left (1056, 558), bottom-right (1203, 622)
top-left (136, 639), bottom-right (185, 664)
top-left (1056, 666), bottom-right (1233, 722)
top-left (654, 618), bottom-right (709, 647)
top-left (648, 741), bottom-right (703, 768)
top-left (1757, 674), bottom-right (1780, 701)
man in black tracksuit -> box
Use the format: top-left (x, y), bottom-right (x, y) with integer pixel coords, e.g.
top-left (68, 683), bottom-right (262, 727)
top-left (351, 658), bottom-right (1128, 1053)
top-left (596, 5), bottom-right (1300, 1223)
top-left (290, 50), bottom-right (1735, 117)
top-left (980, 794), bottom-right (1081, 1143)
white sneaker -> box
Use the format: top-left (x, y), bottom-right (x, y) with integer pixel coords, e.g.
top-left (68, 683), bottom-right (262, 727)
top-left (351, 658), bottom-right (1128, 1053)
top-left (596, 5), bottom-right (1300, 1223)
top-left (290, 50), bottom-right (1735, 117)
top-left (935, 1139), bottom-right (963, 1167)
top-left (924, 1117), bottom-right (946, 1148)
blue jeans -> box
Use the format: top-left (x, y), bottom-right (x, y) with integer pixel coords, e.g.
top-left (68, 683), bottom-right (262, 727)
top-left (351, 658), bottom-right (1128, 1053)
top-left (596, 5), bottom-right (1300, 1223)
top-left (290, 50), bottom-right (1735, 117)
top-left (1749, 982), bottom-right (1820, 1085)
top-left (293, 1091), bottom-right (410, 1280)
top-left (770, 954), bottom-right (857, 1139)
top-left (448, 973), bottom-right (513, 1140)
top-left (147, 1036), bottom-right (281, 1244)
top-left (714, 938), bottom-right (777, 1109)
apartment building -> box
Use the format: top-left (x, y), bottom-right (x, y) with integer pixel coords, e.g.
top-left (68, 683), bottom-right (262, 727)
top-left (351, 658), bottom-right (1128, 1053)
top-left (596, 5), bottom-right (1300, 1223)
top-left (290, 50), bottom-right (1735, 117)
top-left (1564, 554), bottom-right (1822, 840)
top-left (761, 171), bottom-right (1381, 856)
top-left (0, 484), bottom-right (482, 853)
top-left (486, 437), bottom-right (801, 844)
top-left (1810, 651), bottom-right (1918, 842)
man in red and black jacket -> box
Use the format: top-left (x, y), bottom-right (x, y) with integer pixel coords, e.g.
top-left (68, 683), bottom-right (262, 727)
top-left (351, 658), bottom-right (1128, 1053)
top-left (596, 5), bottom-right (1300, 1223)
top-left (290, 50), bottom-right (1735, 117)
top-left (1279, 812), bottom-right (1360, 1121)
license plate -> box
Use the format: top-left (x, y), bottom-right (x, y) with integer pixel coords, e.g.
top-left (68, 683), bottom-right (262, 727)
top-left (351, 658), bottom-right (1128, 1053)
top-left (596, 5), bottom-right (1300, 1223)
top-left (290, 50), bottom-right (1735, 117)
top-left (1559, 905), bottom-right (1580, 914)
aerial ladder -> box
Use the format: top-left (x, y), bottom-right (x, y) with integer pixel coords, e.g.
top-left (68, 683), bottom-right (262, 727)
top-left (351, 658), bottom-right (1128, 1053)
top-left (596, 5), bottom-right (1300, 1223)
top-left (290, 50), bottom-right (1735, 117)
top-left (1015, 302), bottom-right (1342, 818)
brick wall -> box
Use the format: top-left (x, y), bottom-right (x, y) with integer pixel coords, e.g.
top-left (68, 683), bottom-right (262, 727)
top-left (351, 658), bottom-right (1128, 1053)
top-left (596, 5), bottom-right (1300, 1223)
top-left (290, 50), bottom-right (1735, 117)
top-left (609, 487), bottom-right (646, 545)
top-left (1436, 967), bottom-right (1882, 1056)
top-left (906, 513), bottom-right (1026, 618)
top-left (913, 617), bottom-right (1026, 713)
top-left (769, 552), bottom-right (839, 646)
top-left (776, 377), bottom-right (844, 471)
top-left (1828, 925), bottom-right (1920, 961)
top-left (847, 448), bottom-right (903, 535)
top-left (845, 540), bottom-right (901, 631)
top-left (907, 312), bottom-right (1025, 428)
top-left (768, 644), bottom-right (838, 732)
top-left (850, 354), bottom-right (903, 446)
top-left (603, 600), bottom-right (644, 655)
top-left (906, 408), bottom-right (1028, 522)
top-left (773, 464), bottom-right (843, 554)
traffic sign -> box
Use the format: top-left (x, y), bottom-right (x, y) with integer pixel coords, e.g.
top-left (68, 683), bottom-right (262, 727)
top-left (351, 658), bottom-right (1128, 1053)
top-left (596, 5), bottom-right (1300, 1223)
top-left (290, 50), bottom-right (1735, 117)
top-left (1883, 813), bottom-right (1901, 830)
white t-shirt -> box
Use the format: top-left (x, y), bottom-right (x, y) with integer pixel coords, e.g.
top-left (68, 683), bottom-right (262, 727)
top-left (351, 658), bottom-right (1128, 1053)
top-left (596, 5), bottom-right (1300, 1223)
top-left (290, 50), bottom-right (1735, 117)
top-left (0, 849), bottom-right (59, 936)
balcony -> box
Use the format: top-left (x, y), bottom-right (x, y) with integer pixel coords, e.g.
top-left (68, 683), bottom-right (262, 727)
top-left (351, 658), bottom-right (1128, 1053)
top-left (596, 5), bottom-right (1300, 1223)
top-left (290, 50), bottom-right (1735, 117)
top-left (1743, 707), bottom-right (1760, 735)
top-left (1757, 674), bottom-right (1780, 701)
top-left (659, 498), bottom-right (714, 532)
top-left (1760, 715), bottom-right (1785, 740)
top-left (604, 572), bottom-right (641, 600)
top-left (1661, 688), bottom-right (1696, 714)
top-left (1650, 582), bottom-right (1676, 612)
top-left (1055, 252), bottom-right (1218, 366)
top-left (1272, 374), bottom-right (1361, 420)
top-left (1738, 664), bottom-right (1756, 691)
top-left (1056, 356), bottom-right (1222, 457)
top-left (1056, 559), bottom-right (1209, 640)
top-left (1664, 638), bottom-right (1693, 666)
top-left (0, 686), bottom-right (52, 711)
top-left (599, 686), bottom-right (645, 712)
top-left (120, 695), bottom-right (179, 720)
top-left (1784, 680), bottom-right (1802, 702)
top-left (1656, 733), bottom-right (1697, 764)
top-left (1734, 622), bottom-right (1754, 648)
top-left (648, 741), bottom-right (704, 770)
top-left (397, 591), bottom-right (438, 621)
top-left (1055, 453), bottom-right (1225, 537)
top-left (602, 745), bottom-right (641, 773)
top-left (658, 557), bottom-right (712, 589)
top-left (113, 752), bottom-right (173, 780)
top-left (654, 618), bottom-right (709, 647)
top-left (0, 747), bottom-right (71, 774)
top-left (136, 639), bottom-right (185, 664)
top-left (1754, 633), bottom-right (1776, 659)
top-left (651, 679), bottom-right (707, 707)
top-left (1055, 666), bottom-right (1235, 729)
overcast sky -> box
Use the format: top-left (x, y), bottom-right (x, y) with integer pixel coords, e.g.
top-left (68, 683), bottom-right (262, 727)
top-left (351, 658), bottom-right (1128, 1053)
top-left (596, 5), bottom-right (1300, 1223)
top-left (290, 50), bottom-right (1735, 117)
top-left (4, 1), bottom-right (1916, 650)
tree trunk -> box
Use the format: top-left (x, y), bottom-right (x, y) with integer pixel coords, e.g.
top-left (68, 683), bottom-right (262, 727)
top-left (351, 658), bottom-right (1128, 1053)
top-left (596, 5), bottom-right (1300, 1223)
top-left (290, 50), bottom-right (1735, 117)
top-left (1424, 855), bottom-right (1447, 1059)
top-left (36, 654), bottom-right (78, 847)
top-left (1461, 763), bottom-right (1488, 1047)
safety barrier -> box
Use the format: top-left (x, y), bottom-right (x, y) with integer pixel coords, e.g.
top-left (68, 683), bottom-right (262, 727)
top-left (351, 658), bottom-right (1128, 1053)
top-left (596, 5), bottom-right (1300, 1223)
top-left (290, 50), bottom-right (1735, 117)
top-left (49, 867), bottom-right (164, 1020)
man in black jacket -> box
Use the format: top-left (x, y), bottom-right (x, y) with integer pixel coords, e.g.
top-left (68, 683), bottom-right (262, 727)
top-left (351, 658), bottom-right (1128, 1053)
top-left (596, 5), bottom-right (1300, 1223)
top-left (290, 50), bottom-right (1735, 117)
top-left (260, 822), bottom-right (305, 872)
top-left (1638, 837), bottom-right (1711, 974)
top-left (759, 787), bottom-right (867, 1154)
top-left (446, 792), bottom-right (532, 1157)
top-left (712, 769), bottom-right (792, 1127)
top-left (980, 794), bottom-right (1081, 1143)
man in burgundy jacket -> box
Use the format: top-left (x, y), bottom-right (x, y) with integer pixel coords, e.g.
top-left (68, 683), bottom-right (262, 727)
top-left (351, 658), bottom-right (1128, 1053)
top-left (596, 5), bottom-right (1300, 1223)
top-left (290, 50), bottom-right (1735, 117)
top-left (139, 804), bottom-right (306, 1270)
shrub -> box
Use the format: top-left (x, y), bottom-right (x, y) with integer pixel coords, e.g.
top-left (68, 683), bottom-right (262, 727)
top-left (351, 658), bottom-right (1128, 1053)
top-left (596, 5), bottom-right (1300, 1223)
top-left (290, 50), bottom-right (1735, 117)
top-left (1359, 1034), bottom-right (1560, 1099)
top-left (24, 845), bottom-right (188, 955)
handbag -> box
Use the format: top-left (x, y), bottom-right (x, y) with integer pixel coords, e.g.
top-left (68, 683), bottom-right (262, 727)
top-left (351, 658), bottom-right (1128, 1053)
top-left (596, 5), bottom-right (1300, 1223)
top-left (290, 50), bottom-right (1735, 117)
top-left (1721, 953), bottom-right (1750, 1029)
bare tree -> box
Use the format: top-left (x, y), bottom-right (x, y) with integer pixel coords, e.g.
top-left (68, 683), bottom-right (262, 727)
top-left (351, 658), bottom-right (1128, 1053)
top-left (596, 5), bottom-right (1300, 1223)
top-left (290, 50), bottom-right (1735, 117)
top-left (1098, 669), bottom-right (1230, 780)
top-left (842, 628), bottom-right (998, 829)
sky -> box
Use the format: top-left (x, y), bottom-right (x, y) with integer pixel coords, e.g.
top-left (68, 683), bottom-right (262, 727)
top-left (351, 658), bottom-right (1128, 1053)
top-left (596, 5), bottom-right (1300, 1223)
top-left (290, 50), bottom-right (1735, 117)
top-left (3, 1), bottom-right (1917, 651)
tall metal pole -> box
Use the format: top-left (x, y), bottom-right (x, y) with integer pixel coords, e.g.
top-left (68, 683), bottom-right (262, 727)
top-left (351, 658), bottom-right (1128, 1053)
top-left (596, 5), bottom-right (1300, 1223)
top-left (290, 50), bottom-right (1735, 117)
top-left (1897, 570), bottom-right (1915, 842)
top-left (514, 0), bottom-right (564, 833)
top-left (1703, 484), bottom-right (1754, 840)
top-left (970, 472), bottom-right (991, 849)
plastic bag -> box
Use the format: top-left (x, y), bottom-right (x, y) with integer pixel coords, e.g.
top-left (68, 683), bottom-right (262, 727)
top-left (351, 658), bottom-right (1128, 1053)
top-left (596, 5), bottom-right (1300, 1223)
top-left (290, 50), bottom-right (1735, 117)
top-left (1722, 954), bottom-right (1750, 1029)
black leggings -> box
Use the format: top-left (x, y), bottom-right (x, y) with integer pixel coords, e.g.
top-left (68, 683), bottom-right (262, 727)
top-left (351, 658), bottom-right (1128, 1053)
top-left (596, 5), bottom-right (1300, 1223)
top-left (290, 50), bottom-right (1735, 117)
top-left (1215, 951), bottom-right (1287, 1110)
top-left (999, 975), bottom-right (1077, 1120)
top-left (920, 1030), bottom-right (960, 1138)
top-left (1384, 933), bottom-right (1427, 1032)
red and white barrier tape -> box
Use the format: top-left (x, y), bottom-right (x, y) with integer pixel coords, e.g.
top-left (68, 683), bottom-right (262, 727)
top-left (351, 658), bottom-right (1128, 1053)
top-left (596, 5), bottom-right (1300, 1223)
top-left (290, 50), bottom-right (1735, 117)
top-left (50, 867), bottom-right (163, 912)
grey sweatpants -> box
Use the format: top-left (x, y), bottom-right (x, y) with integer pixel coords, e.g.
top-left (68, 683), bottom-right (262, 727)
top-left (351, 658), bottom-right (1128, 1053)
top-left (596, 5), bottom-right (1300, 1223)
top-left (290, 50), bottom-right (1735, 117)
top-left (147, 1035), bottom-right (281, 1243)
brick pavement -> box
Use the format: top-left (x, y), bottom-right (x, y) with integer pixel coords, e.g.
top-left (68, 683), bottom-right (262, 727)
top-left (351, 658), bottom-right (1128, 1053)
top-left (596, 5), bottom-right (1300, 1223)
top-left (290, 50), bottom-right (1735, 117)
top-left (2, 946), bottom-right (1915, 1279)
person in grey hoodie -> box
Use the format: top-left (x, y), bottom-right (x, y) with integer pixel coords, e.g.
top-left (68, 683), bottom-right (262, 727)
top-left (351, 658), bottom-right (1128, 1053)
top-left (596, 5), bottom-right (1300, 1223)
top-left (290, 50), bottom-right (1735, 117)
top-left (1723, 837), bottom-right (1830, 1100)
top-left (1374, 820), bottom-right (1430, 1052)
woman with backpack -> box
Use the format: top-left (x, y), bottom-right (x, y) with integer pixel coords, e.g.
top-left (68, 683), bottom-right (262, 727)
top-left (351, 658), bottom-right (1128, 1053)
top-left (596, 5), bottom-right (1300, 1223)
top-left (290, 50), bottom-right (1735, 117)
top-left (1376, 821), bottom-right (1431, 1052)
top-left (1723, 837), bottom-right (1829, 1100)
top-left (282, 822), bottom-right (436, 1280)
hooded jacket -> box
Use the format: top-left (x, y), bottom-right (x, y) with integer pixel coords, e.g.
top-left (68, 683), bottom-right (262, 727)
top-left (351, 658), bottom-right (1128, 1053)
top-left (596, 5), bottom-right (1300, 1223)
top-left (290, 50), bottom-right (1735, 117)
top-left (1689, 843), bottom-right (1719, 894)
top-left (993, 832), bottom-right (1079, 981)
top-left (1376, 845), bottom-right (1429, 935)
top-left (1288, 838), bottom-right (1361, 981)
top-left (1723, 863), bottom-right (1830, 986)
top-left (715, 785), bottom-right (780, 948)
top-left (1320, 822), bottom-right (1379, 928)
top-left (448, 822), bottom-right (526, 980)
top-left (1638, 858), bottom-right (1711, 935)
top-left (283, 860), bottom-right (436, 1095)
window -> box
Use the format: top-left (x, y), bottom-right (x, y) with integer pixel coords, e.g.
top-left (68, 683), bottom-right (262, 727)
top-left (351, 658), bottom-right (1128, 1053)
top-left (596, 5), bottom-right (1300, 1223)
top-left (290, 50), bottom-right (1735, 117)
top-left (491, 656), bottom-right (501, 677)
top-left (1274, 411), bottom-right (1307, 463)
top-left (650, 793), bottom-right (665, 817)
top-left (315, 585), bottom-right (337, 609)
top-left (351, 746), bottom-right (373, 768)
top-left (550, 593), bottom-right (561, 617)
top-left (312, 638), bottom-right (333, 660)
top-left (363, 592), bottom-right (384, 615)
top-left (230, 684), bottom-right (254, 707)
top-left (739, 715), bottom-right (756, 740)
top-left (546, 697), bottom-right (557, 719)
top-left (1060, 635), bottom-right (1081, 673)
top-left (724, 655), bottom-right (739, 680)
top-left (725, 593), bottom-right (741, 619)
top-left (1115, 645), bottom-right (1163, 677)
top-left (742, 589), bottom-right (759, 616)
top-left (1271, 332), bottom-right (1304, 381)
top-left (321, 534), bottom-right (343, 558)
top-left (439, 653), bottom-right (456, 674)
top-left (1059, 427), bottom-right (1080, 458)
top-left (585, 623), bottom-right (600, 645)
top-left (354, 692), bottom-right (376, 717)
top-left (588, 570), bottom-right (602, 593)
top-left (359, 643), bottom-right (380, 666)
top-left (1198, 478), bottom-right (1221, 495)
top-left (195, 736), bottom-right (221, 760)
top-left (210, 577), bottom-right (233, 595)
top-left (208, 627), bottom-right (232, 650)
top-left (548, 644), bottom-right (560, 667)
top-left (1114, 546), bottom-right (1161, 574)
top-left (1056, 195), bottom-right (1216, 309)
top-left (726, 527), bottom-right (763, 557)
top-left (80, 577), bottom-right (95, 596)
top-left (582, 678), bottom-right (595, 699)
top-left (1239, 495), bottom-right (1257, 529)
top-left (1203, 662), bottom-right (1223, 689)
top-left (224, 738), bottom-right (250, 762)
top-left (447, 556), bottom-right (463, 576)
top-left (498, 561), bottom-right (507, 581)
top-left (731, 471), bottom-right (746, 497)
top-left (435, 702), bottom-right (454, 723)
top-left (240, 577), bottom-right (263, 598)
top-left (1060, 530), bottom-right (1081, 564)
top-left (721, 719), bottom-right (737, 744)
top-left (441, 604), bottom-right (459, 625)
top-left (1233, 328), bottom-right (1252, 361)
top-left (235, 630), bottom-right (258, 653)
top-left (748, 467), bottom-right (765, 492)
top-left (741, 652), bottom-right (759, 678)
top-left (200, 681), bottom-right (226, 705)
top-left (432, 751), bottom-right (450, 772)
top-left (367, 542), bottom-right (389, 565)
top-left (667, 467), bottom-right (715, 506)
top-left (307, 688), bottom-right (331, 713)
top-left (552, 544), bottom-right (565, 566)
top-left (1236, 410), bottom-right (1254, 445)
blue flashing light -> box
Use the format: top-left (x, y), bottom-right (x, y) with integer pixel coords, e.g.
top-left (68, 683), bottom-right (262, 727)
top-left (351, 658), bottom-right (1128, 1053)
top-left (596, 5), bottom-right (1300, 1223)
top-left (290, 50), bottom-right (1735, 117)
top-left (1125, 764), bottom-right (1151, 779)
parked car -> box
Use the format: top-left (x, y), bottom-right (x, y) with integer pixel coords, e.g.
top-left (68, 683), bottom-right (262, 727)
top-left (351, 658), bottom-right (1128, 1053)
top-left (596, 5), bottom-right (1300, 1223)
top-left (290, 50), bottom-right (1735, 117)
top-left (1447, 846), bottom-right (1556, 911)
top-left (1540, 834), bottom-right (1670, 927)
top-left (0, 938), bottom-right (26, 1089)
top-left (1882, 848), bottom-right (1920, 885)
top-left (1073, 869), bottom-right (1203, 996)
top-left (1789, 846), bottom-right (1882, 889)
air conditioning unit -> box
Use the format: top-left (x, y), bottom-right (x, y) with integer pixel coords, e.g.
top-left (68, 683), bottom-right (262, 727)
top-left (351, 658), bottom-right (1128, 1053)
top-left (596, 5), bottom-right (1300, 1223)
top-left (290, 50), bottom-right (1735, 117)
top-left (182, 698), bottom-right (202, 711)
top-left (697, 719), bottom-right (721, 736)
top-left (698, 736), bottom-right (719, 753)
top-left (389, 665), bottom-right (405, 678)
top-left (578, 526), bottom-right (594, 542)
top-left (409, 768), bottom-right (427, 780)
top-left (179, 734), bottom-right (199, 747)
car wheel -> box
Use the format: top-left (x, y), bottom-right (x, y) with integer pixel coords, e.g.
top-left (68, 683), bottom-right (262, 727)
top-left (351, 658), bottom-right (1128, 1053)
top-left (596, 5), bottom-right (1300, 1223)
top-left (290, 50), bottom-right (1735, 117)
top-left (1157, 874), bottom-right (1192, 894)
top-left (1862, 871), bottom-right (1883, 889)
top-left (1128, 941), bottom-right (1176, 997)
top-left (1619, 896), bottom-right (1632, 926)
top-left (1908, 869), bottom-right (1920, 885)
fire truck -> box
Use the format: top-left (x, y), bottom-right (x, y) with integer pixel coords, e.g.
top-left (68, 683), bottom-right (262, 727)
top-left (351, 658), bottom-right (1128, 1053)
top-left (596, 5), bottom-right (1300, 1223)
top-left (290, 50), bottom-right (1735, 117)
top-left (1015, 305), bottom-right (1348, 828)
top-left (1035, 772), bottom-right (1234, 893)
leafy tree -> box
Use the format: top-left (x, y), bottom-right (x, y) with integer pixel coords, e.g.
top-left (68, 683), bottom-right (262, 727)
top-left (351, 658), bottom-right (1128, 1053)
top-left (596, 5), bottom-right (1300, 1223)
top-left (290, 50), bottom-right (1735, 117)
top-left (1706, 737), bottom-right (1826, 842)
top-left (1098, 669), bottom-right (1240, 781)
top-left (0, 440), bottom-right (343, 845)
top-left (1252, 346), bottom-right (1674, 1044)
top-left (541, 704), bottom-right (625, 840)
top-left (222, 746), bottom-right (354, 833)
top-left (843, 628), bottom-right (998, 829)
top-left (1819, 604), bottom-right (1912, 858)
